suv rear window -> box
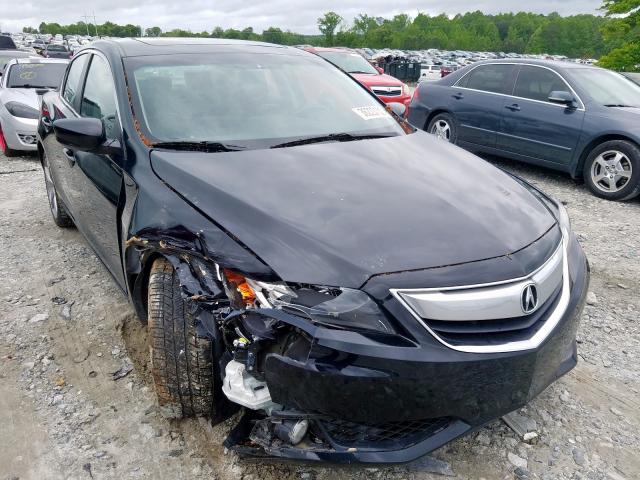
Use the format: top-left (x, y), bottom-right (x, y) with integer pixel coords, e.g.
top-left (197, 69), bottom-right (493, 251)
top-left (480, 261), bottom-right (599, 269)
top-left (458, 64), bottom-right (513, 94)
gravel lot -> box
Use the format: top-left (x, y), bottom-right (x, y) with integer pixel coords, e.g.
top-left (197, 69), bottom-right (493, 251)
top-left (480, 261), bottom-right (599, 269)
top-left (1, 150), bottom-right (638, 480)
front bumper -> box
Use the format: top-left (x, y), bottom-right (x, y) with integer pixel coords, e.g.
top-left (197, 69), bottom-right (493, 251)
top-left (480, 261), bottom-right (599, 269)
top-left (253, 237), bottom-right (588, 464)
top-left (1, 114), bottom-right (38, 151)
top-left (377, 93), bottom-right (411, 108)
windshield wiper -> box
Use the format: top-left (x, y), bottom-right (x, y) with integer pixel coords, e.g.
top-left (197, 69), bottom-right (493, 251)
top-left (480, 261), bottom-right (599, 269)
top-left (271, 133), bottom-right (396, 149)
top-left (348, 70), bottom-right (375, 74)
top-left (604, 104), bottom-right (639, 108)
top-left (151, 141), bottom-right (247, 152)
top-left (11, 84), bottom-right (49, 89)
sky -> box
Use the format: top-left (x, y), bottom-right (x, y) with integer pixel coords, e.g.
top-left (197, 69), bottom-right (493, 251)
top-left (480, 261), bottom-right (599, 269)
top-left (0, 0), bottom-right (603, 34)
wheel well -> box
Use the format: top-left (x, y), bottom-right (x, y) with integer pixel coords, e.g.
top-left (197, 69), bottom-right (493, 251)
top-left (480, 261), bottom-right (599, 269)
top-left (129, 251), bottom-right (164, 325)
top-left (575, 134), bottom-right (639, 179)
top-left (424, 109), bottom-right (451, 130)
top-left (37, 142), bottom-right (44, 165)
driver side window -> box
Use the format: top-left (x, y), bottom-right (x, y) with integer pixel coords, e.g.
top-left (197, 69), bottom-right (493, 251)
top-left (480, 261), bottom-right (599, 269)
top-left (63, 54), bottom-right (89, 107)
top-left (81, 55), bottom-right (118, 139)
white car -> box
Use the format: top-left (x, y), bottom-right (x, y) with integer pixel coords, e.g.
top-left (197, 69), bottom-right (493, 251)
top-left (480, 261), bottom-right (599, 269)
top-left (0, 57), bottom-right (67, 156)
top-left (419, 64), bottom-right (442, 82)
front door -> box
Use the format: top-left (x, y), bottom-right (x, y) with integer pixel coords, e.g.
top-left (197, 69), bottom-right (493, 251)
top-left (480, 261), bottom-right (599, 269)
top-left (497, 65), bottom-right (585, 165)
top-left (66, 53), bottom-right (126, 288)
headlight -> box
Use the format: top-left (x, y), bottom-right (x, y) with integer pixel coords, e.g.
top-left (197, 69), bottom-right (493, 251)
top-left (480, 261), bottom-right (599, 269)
top-left (402, 83), bottom-right (410, 96)
top-left (5, 101), bottom-right (39, 119)
top-left (222, 269), bottom-right (395, 334)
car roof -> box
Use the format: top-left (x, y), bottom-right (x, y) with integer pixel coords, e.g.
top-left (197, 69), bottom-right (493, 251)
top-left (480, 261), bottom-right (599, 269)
top-left (473, 58), bottom-right (597, 72)
top-left (14, 57), bottom-right (68, 64)
top-left (0, 49), bottom-right (31, 56)
top-left (304, 47), bottom-right (353, 53)
top-left (90, 37), bottom-right (301, 58)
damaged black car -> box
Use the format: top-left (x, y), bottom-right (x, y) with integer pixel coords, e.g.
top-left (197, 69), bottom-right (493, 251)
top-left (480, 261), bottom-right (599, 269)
top-left (37, 38), bottom-right (589, 464)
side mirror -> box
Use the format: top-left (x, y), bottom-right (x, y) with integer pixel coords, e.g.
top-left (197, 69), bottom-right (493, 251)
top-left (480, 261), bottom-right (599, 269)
top-left (388, 102), bottom-right (406, 117)
top-left (548, 90), bottom-right (575, 106)
top-left (53, 117), bottom-right (105, 152)
top-left (376, 66), bottom-right (384, 74)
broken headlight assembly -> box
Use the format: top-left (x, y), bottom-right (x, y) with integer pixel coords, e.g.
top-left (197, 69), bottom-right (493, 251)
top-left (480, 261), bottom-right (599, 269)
top-left (221, 269), bottom-right (395, 334)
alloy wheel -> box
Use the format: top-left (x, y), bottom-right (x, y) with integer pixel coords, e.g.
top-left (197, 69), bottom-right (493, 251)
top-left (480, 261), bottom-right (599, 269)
top-left (42, 153), bottom-right (59, 215)
top-left (430, 120), bottom-right (451, 142)
top-left (590, 150), bottom-right (633, 193)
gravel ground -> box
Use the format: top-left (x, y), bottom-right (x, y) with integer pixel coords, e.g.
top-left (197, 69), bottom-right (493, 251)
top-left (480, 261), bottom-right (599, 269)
top-left (0, 150), bottom-right (638, 480)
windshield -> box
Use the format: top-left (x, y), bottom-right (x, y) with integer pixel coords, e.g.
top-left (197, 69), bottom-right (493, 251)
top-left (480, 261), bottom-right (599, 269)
top-left (315, 51), bottom-right (378, 74)
top-left (6, 63), bottom-right (67, 88)
top-left (569, 68), bottom-right (640, 107)
top-left (125, 52), bottom-right (404, 149)
top-left (47, 45), bottom-right (67, 51)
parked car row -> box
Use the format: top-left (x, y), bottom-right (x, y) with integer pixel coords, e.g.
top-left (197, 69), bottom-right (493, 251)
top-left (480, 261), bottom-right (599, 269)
top-left (0, 57), bottom-right (68, 156)
top-left (33, 38), bottom-right (589, 466)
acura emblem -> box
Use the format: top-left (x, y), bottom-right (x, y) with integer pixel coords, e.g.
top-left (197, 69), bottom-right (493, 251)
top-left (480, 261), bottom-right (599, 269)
top-left (521, 284), bottom-right (538, 314)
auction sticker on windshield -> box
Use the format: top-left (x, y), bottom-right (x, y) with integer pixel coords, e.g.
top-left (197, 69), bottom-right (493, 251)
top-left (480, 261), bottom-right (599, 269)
top-left (352, 105), bottom-right (389, 120)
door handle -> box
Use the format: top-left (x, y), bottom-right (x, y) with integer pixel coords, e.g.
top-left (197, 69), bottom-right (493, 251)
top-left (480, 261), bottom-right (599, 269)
top-left (505, 104), bottom-right (521, 111)
top-left (452, 92), bottom-right (464, 100)
top-left (62, 147), bottom-right (76, 166)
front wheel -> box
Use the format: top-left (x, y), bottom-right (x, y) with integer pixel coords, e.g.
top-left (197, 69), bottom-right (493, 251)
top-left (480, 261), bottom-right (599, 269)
top-left (147, 257), bottom-right (216, 418)
top-left (583, 140), bottom-right (640, 201)
top-left (42, 152), bottom-right (74, 227)
top-left (427, 113), bottom-right (457, 144)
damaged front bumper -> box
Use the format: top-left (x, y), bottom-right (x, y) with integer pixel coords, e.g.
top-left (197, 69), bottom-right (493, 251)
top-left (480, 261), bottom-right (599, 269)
top-left (223, 236), bottom-right (588, 464)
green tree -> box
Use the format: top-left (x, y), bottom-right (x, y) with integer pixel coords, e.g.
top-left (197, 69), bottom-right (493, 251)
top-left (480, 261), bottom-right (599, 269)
top-left (145, 26), bottom-right (162, 37)
top-left (262, 27), bottom-right (285, 44)
top-left (318, 11), bottom-right (343, 46)
top-left (598, 0), bottom-right (640, 70)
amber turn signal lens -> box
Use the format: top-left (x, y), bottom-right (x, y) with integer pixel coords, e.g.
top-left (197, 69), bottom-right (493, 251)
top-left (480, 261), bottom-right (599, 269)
top-left (223, 269), bottom-right (256, 304)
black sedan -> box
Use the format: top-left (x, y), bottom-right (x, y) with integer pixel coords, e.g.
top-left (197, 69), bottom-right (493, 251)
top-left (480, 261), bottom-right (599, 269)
top-left (621, 71), bottom-right (640, 86)
top-left (37, 39), bottom-right (589, 464)
top-left (42, 43), bottom-right (72, 59)
top-left (407, 59), bottom-right (640, 201)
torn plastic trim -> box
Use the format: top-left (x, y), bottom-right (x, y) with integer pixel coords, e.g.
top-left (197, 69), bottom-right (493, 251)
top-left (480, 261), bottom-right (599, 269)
top-left (225, 409), bottom-right (470, 464)
top-left (125, 226), bottom-right (276, 280)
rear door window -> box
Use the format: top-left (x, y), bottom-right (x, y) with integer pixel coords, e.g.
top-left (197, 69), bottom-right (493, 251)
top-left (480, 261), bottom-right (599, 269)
top-left (459, 64), bottom-right (514, 94)
top-left (513, 65), bottom-right (570, 103)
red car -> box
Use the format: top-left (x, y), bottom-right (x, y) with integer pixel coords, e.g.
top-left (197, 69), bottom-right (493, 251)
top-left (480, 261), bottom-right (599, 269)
top-left (304, 47), bottom-right (411, 107)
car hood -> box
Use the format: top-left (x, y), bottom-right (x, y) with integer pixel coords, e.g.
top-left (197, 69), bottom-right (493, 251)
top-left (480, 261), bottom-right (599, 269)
top-left (150, 132), bottom-right (556, 288)
top-left (351, 72), bottom-right (403, 87)
top-left (0, 87), bottom-right (38, 109)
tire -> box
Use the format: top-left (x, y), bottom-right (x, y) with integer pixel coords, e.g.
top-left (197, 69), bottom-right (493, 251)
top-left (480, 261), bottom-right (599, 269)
top-left (147, 257), bottom-right (215, 418)
top-left (583, 140), bottom-right (640, 201)
top-left (0, 123), bottom-right (18, 157)
top-left (427, 113), bottom-right (457, 144)
top-left (42, 151), bottom-right (74, 227)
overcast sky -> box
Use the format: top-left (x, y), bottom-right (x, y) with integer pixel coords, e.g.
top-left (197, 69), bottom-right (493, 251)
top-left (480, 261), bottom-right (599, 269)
top-left (0, 0), bottom-right (603, 34)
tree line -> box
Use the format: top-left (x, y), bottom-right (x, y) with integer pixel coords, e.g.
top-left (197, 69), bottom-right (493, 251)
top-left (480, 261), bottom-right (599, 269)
top-left (23, 3), bottom-right (640, 70)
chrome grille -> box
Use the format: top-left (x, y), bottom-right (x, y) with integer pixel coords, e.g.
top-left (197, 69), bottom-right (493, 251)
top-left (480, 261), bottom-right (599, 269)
top-left (371, 85), bottom-right (402, 97)
top-left (391, 237), bottom-right (569, 353)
